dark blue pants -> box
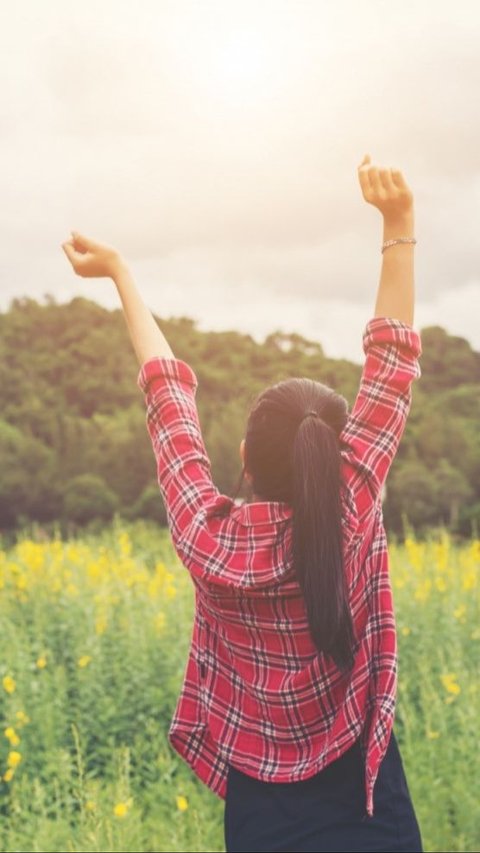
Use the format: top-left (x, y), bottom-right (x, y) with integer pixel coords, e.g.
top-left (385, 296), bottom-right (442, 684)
top-left (224, 729), bottom-right (423, 852)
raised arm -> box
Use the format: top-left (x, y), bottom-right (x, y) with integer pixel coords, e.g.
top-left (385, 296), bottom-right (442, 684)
top-left (61, 232), bottom-right (175, 365)
top-left (358, 153), bottom-right (416, 326)
top-left (339, 155), bottom-right (421, 546)
top-left (61, 231), bottom-right (229, 544)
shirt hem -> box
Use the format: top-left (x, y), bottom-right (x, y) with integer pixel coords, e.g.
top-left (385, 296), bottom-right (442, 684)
top-left (168, 720), bottom-right (377, 816)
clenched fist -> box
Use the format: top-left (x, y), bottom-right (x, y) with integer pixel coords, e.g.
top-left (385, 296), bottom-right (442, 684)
top-left (358, 154), bottom-right (413, 220)
top-left (61, 232), bottom-right (126, 279)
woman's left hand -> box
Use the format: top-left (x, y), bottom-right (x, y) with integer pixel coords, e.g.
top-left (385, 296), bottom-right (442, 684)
top-left (61, 231), bottom-right (126, 279)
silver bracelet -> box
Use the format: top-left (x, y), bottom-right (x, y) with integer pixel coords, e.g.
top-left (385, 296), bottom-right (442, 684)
top-left (382, 237), bottom-right (417, 253)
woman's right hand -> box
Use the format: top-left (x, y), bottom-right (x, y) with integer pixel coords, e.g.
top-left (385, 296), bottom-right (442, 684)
top-left (358, 154), bottom-right (413, 221)
top-left (61, 231), bottom-right (126, 279)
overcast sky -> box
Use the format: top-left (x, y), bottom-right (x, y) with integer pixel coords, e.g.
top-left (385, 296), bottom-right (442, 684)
top-left (1, 0), bottom-right (479, 362)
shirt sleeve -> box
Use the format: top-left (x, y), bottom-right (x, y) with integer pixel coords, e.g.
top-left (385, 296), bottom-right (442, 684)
top-left (137, 356), bottom-right (233, 550)
top-left (339, 316), bottom-right (422, 548)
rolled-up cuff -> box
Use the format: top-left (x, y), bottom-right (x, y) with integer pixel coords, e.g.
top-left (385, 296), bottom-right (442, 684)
top-left (363, 316), bottom-right (422, 359)
top-left (137, 357), bottom-right (198, 395)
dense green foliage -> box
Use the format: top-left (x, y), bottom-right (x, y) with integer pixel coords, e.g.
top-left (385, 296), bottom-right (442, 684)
top-left (1, 295), bottom-right (479, 536)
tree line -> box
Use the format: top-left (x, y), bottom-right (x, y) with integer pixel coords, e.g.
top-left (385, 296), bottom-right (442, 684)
top-left (0, 294), bottom-right (478, 538)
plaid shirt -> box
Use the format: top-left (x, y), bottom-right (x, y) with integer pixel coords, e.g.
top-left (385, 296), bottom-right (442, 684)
top-left (137, 315), bottom-right (422, 818)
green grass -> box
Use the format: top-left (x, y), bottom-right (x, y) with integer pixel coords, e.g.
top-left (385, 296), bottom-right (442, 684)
top-left (0, 519), bottom-right (478, 852)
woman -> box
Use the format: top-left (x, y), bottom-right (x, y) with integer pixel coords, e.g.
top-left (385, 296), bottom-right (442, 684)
top-left (62, 153), bottom-right (423, 852)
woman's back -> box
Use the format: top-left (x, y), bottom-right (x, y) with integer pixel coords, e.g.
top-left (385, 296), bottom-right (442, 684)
top-left (136, 315), bottom-right (422, 819)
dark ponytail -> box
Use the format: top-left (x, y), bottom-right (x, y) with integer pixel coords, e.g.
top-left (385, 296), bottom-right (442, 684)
top-left (292, 414), bottom-right (355, 673)
top-left (237, 378), bottom-right (356, 675)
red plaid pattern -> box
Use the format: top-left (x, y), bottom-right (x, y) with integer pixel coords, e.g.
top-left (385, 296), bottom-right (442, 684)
top-left (137, 316), bottom-right (422, 817)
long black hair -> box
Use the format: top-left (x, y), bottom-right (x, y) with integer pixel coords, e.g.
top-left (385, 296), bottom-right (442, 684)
top-left (233, 377), bottom-right (356, 674)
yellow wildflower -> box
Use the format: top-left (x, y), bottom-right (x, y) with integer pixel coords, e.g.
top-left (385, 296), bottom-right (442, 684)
top-left (2, 675), bottom-right (16, 694)
top-left (95, 613), bottom-right (108, 635)
top-left (15, 711), bottom-right (30, 727)
top-left (401, 626), bottom-right (411, 636)
top-left (14, 540), bottom-right (45, 571)
top-left (87, 560), bottom-right (102, 582)
top-left (165, 584), bottom-right (177, 600)
top-left (435, 577), bottom-right (447, 593)
top-left (78, 655), bottom-right (92, 668)
top-left (426, 729), bottom-right (440, 739)
top-left (7, 751), bottom-right (22, 768)
top-left (433, 536), bottom-right (449, 572)
top-left (36, 656), bottom-right (47, 669)
top-left (147, 577), bottom-right (160, 599)
top-left (414, 579), bottom-right (431, 602)
top-left (462, 569), bottom-right (476, 591)
top-left (118, 531), bottom-right (132, 558)
top-left (460, 541), bottom-right (478, 590)
top-left (85, 800), bottom-right (96, 812)
top-left (453, 605), bottom-right (466, 622)
top-left (4, 727), bottom-right (20, 747)
top-left (3, 768), bottom-right (14, 782)
top-left (440, 673), bottom-right (461, 696)
top-left (405, 537), bottom-right (425, 572)
top-left (176, 794), bottom-right (188, 812)
top-left (113, 798), bottom-right (132, 818)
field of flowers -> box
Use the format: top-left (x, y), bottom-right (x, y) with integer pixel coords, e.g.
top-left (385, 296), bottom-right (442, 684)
top-left (0, 519), bottom-right (478, 853)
